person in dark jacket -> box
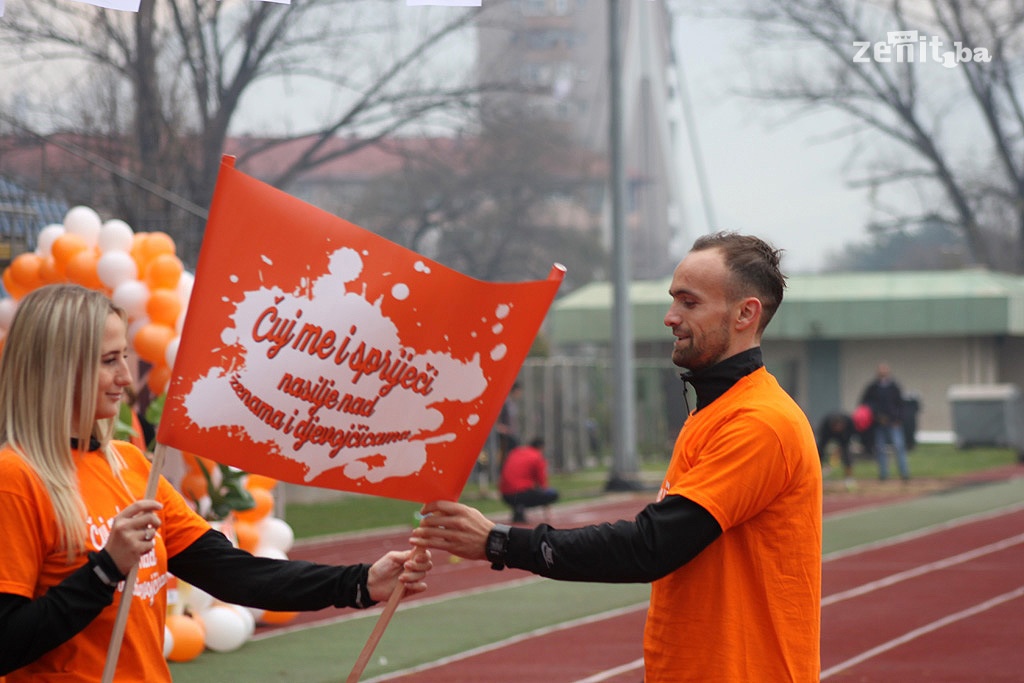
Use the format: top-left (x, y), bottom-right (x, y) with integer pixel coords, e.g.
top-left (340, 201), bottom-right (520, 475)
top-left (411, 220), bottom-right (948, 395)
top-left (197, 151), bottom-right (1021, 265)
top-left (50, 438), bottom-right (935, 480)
top-left (816, 411), bottom-right (857, 488)
top-left (860, 362), bottom-right (911, 481)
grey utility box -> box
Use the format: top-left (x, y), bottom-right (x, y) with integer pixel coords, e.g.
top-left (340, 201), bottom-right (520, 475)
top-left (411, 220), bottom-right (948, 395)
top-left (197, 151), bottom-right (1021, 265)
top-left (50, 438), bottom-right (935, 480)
top-left (947, 384), bottom-right (1024, 451)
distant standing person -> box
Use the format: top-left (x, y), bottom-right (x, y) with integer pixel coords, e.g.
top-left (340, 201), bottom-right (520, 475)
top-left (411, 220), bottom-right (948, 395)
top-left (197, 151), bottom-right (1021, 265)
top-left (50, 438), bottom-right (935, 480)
top-left (499, 437), bottom-right (559, 523)
top-left (495, 382), bottom-right (523, 463)
top-left (860, 362), bottom-right (911, 481)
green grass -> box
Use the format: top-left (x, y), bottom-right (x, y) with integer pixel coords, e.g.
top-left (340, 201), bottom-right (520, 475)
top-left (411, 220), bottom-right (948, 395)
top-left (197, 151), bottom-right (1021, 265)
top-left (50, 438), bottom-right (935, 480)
top-left (284, 443), bottom-right (1020, 539)
top-left (282, 466), bottom-right (643, 539)
top-left (823, 442), bottom-right (1019, 482)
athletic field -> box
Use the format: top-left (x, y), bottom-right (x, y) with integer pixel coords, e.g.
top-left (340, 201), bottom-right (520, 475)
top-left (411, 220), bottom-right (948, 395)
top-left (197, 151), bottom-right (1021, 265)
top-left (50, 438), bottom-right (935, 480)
top-left (168, 466), bottom-right (1024, 682)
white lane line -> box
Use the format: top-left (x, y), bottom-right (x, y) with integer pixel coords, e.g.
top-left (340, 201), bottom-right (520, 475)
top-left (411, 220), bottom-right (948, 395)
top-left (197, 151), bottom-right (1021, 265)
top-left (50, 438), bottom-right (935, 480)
top-left (823, 501), bottom-right (1024, 562)
top-left (822, 532), bottom-right (1024, 607)
top-left (250, 576), bottom-right (546, 641)
top-left (567, 508), bottom-right (1024, 683)
top-left (362, 603), bottom-right (649, 683)
top-left (570, 657), bottom-right (645, 683)
top-left (820, 586), bottom-right (1024, 680)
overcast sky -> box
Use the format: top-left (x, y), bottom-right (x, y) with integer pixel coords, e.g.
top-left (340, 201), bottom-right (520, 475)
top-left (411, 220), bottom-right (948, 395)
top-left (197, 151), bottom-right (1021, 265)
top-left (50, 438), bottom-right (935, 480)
top-left (226, 5), bottom-right (875, 274)
top-left (671, 13), bottom-right (873, 274)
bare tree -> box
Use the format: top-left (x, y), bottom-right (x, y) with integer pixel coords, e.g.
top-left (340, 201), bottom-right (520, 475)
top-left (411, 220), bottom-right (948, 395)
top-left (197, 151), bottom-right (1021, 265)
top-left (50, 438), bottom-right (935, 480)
top-left (699, 0), bottom-right (1024, 272)
top-left (0, 0), bottom-right (492, 262)
top-left (348, 114), bottom-right (609, 290)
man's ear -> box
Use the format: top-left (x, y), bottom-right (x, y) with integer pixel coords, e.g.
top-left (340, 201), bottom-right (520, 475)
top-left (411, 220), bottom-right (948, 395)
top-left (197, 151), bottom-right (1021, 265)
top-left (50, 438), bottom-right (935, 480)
top-left (735, 297), bottom-right (762, 332)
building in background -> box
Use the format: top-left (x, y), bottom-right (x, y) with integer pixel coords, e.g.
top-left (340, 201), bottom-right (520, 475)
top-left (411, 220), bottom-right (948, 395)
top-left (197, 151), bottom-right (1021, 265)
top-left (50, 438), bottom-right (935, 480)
top-left (476, 0), bottom-right (687, 278)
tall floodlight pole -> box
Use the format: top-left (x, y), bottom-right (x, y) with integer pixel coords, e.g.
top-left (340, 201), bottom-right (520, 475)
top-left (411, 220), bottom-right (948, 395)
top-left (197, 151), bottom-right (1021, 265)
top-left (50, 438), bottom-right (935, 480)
top-left (606, 0), bottom-right (640, 490)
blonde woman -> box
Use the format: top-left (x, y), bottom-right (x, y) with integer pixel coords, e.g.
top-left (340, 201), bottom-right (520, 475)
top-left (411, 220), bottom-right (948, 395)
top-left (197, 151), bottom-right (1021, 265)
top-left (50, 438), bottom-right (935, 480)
top-left (0, 284), bottom-right (430, 681)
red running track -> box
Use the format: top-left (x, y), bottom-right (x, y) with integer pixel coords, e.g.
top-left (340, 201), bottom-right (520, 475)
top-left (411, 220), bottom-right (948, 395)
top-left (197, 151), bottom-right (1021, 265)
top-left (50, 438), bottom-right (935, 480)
top-left (271, 493), bottom-right (1024, 682)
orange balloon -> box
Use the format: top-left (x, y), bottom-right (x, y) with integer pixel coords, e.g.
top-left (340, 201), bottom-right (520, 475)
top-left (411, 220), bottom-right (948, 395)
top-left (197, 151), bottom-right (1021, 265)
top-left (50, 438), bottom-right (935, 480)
top-left (142, 232), bottom-right (176, 261)
top-left (233, 519), bottom-right (260, 552)
top-left (179, 471), bottom-right (209, 502)
top-left (134, 323), bottom-right (176, 365)
top-left (165, 614), bottom-right (206, 662)
top-left (38, 256), bottom-right (61, 284)
top-left (183, 452), bottom-right (217, 476)
top-left (147, 363), bottom-right (172, 395)
top-left (245, 474), bottom-right (278, 491)
top-left (65, 248), bottom-right (104, 290)
top-left (146, 288), bottom-right (182, 327)
top-left (130, 232), bottom-right (149, 259)
top-left (145, 253), bottom-right (184, 291)
top-left (258, 610), bottom-right (298, 625)
top-left (8, 253), bottom-right (45, 292)
top-left (235, 486), bottom-right (274, 524)
top-left (50, 233), bottom-right (88, 278)
top-left (2, 268), bottom-right (28, 300)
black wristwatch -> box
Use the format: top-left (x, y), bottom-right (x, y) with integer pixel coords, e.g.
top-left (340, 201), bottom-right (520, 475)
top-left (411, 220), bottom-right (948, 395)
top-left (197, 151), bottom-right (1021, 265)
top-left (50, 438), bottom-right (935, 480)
top-left (485, 523), bottom-right (511, 571)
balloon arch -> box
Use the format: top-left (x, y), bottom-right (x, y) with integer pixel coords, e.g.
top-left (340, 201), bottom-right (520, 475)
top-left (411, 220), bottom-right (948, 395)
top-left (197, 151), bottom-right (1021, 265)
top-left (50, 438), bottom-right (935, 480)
top-left (0, 204), bottom-right (189, 395)
top-left (1, 206), bottom-right (298, 662)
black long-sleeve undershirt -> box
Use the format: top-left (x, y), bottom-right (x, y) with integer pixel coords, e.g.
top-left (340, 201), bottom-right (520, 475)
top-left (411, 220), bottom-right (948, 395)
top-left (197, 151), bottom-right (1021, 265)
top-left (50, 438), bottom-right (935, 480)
top-left (168, 529), bottom-right (374, 612)
top-left (0, 555), bottom-right (117, 673)
top-left (0, 529), bottom-right (374, 675)
top-left (502, 493), bottom-right (722, 583)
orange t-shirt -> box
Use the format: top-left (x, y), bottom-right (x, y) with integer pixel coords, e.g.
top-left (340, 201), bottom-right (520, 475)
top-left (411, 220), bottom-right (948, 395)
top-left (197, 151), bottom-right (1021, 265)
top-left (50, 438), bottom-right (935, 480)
top-left (0, 441), bottom-right (210, 682)
top-left (644, 367), bottom-right (822, 682)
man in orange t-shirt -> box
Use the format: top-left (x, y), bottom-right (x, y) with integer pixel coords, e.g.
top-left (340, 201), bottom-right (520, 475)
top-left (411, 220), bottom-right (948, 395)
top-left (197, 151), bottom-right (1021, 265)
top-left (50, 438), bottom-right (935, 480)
top-left (415, 232), bottom-right (822, 682)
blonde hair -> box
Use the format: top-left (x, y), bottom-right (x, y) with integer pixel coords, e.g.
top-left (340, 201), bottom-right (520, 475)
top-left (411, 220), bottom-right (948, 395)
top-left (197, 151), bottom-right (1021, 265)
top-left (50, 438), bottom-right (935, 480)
top-left (0, 284), bottom-right (130, 557)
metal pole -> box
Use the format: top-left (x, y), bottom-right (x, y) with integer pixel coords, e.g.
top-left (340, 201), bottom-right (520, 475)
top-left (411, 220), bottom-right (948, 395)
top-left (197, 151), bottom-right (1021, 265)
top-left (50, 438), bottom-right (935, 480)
top-left (606, 0), bottom-right (640, 490)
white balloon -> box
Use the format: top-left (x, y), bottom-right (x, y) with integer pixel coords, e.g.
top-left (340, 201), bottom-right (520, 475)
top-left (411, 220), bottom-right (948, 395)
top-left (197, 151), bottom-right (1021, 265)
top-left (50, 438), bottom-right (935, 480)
top-left (163, 625), bottom-right (174, 659)
top-left (63, 206), bottom-right (102, 246)
top-left (253, 544), bottom-right (288, 561)
top-left (112, 280), bottom-right (150, 319)
top-left (201, 605), bottom-right (249, 653)
top-left (35, 224), bottom-right (65, 257)
top-left (164, 336), bottom-right (179, 369)
top-left (97, 251), bottom-right (138, 290)
top-left (185, 585), bottom-right (214, 614)
top-left (227, 604), bottom-right (256, 637)
top-left (98, 219), bottom-right (135, 253)
top-left (126, 316), bottom-right (150, 347)
top-left (0, 298), bottom-right (18, 331)
top-left (256, 517), bottom-right (294, 554)
top-left (177, 271), bottom-right (194, 302)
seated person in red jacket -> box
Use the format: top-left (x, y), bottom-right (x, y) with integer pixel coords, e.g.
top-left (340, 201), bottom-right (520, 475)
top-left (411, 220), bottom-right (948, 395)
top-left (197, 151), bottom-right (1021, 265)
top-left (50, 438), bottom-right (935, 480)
top-left (499, 437), bottom-right (559, 524)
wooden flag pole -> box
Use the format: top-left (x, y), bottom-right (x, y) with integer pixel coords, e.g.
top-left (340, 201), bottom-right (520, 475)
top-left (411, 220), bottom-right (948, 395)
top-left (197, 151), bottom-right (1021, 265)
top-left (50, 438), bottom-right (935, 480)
top-left (345, 580), bottom-right (406, 682)
top-left (101, 442), bottom-right (168, 683)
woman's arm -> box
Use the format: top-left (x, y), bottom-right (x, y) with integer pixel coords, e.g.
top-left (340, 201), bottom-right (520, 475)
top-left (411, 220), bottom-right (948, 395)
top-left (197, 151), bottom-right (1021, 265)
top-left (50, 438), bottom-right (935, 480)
top-left (0, 551), bottom-right (120, 675)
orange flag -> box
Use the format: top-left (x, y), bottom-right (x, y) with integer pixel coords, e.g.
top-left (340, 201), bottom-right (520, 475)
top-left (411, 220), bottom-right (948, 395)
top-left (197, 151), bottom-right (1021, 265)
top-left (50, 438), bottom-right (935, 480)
top-left (157, 156), bottom-right (564, 503)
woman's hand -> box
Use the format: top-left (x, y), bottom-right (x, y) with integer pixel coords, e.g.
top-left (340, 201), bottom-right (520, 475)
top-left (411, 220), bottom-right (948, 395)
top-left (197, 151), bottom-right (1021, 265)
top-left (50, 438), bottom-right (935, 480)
top-left (410, 500), bottom-right (494, 561)
top-left (103, 499), bottom-right (163, 576)
top-left (366, 547), bottom-right (433, 603)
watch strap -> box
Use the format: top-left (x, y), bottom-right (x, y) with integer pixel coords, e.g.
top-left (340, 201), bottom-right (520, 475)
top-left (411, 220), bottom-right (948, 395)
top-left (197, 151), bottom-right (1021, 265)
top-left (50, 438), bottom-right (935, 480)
top-left (485, 523), bottom-right (511, 571)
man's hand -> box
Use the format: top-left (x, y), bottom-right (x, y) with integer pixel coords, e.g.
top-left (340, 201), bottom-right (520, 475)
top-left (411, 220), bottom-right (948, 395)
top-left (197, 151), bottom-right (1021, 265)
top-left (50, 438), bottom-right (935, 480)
top-left (410, 500), bottom-right (495, 561)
